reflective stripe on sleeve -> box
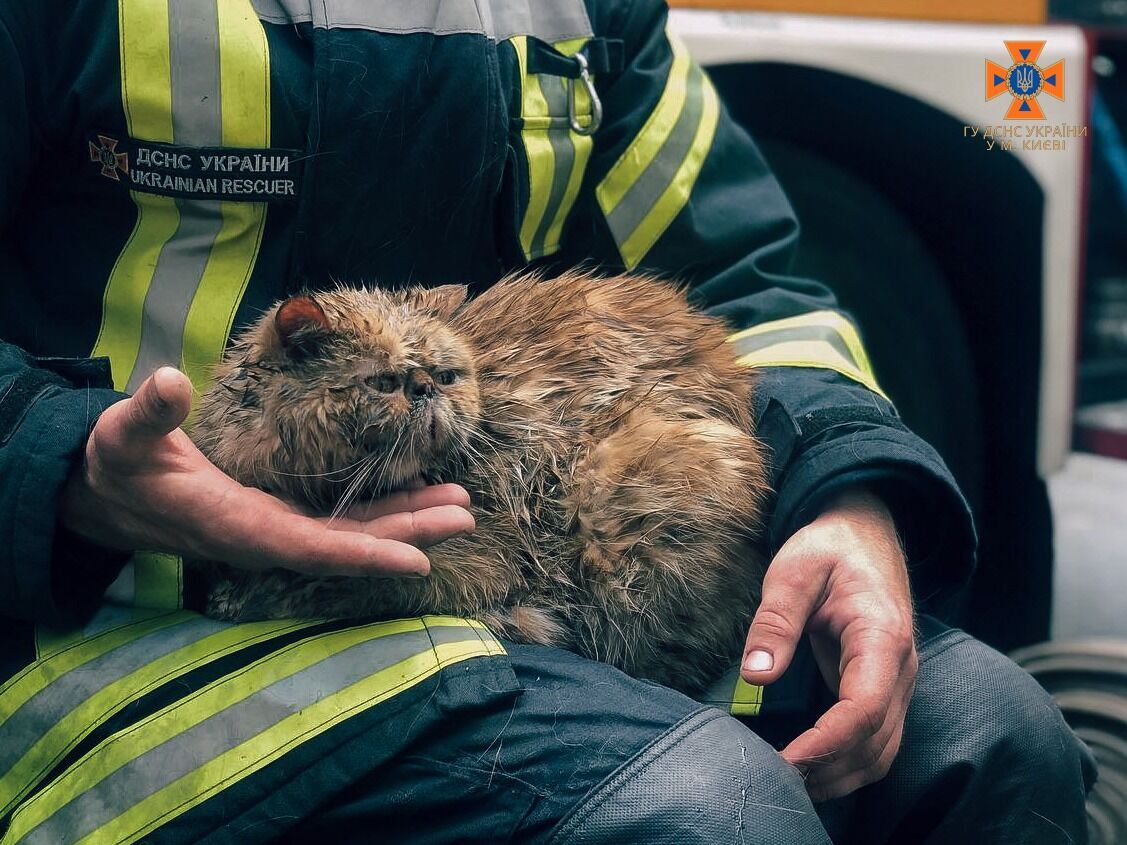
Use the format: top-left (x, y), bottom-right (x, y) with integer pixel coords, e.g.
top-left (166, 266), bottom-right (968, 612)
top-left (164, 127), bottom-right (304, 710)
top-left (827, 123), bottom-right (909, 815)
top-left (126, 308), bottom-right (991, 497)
top-left (727, 310), bottom-right (888, 399)
top-left (513, 36), bottom-right (594, 260)
top-left (595, 32), bottom-right (720, 271)
top-left (0, 612), bottom-right (322, 819)
top-left (2, 617), bottom-right (503, 845)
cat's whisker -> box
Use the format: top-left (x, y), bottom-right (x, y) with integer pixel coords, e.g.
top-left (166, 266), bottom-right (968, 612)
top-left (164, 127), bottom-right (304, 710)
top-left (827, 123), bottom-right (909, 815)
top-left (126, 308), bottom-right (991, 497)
top-left (270, 451), bottom-right (385, 480)
top-left (329, 452), bottom-right (382, 522)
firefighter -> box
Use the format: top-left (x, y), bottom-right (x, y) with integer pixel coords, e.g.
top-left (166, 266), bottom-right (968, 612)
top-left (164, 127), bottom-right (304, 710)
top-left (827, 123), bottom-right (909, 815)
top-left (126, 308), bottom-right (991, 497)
top-left (0, 0), bottom-right (1094, 842)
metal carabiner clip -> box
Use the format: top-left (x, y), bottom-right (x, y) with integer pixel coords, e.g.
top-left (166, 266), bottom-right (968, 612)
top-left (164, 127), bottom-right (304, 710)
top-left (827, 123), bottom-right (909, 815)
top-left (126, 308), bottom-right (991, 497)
top-left (568, 52), bottom-right (602, 136)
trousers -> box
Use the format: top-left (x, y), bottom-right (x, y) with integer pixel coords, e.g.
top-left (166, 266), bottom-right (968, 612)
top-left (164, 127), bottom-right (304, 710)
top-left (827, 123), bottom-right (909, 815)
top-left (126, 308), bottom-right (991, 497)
top-left (275, 616), bottom-right (1097, 844)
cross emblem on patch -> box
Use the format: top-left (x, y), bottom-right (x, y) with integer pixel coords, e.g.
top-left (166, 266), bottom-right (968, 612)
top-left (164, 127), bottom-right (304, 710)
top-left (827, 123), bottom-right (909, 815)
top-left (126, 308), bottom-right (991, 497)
top-left (88, 135), bottom-right (130, 180)
top-left (985, 41), bottom-right (1064, 120)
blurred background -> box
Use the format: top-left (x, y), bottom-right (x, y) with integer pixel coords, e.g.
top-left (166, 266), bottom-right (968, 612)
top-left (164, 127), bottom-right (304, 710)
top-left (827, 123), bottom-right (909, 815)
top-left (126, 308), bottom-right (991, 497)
top-left (665, 0), bottom-right (1127, 837)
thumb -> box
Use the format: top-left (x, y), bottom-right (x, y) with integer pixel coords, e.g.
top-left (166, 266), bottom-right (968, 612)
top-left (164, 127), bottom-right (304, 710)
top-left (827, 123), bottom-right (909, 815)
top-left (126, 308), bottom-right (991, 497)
top-left (123, 367), bottom-right (193, 438)
top-left (741, 555), bottom-right (825, 685)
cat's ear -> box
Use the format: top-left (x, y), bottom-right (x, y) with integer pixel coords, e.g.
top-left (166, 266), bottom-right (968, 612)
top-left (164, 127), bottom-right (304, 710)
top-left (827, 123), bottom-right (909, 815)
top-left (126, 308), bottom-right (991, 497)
top-left (410, 284), bottom-right (468, 320)
top-left (274, 295), bottom-right (330, 356)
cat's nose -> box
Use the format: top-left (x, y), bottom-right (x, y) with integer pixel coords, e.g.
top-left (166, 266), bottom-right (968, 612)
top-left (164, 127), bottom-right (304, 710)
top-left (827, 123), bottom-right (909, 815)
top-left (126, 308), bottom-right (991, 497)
top-left (405, 369), bottom-right (435, 401)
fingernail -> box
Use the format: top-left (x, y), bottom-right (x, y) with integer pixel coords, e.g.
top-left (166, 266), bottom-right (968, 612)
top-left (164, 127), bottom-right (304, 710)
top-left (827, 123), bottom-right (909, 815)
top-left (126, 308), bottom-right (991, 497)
top-left (744, 650), bottom-right (773, 673)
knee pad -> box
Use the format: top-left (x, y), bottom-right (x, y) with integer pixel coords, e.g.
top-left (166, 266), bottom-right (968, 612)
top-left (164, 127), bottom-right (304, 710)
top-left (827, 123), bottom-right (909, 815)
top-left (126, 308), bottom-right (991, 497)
top-left (548, 708), bottom-right (830, 845)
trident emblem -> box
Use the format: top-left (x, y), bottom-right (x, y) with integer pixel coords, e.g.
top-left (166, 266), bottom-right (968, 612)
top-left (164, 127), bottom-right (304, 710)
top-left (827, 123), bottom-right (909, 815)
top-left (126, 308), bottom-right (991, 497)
top-left (985, 41), bottom-right (1064, 120)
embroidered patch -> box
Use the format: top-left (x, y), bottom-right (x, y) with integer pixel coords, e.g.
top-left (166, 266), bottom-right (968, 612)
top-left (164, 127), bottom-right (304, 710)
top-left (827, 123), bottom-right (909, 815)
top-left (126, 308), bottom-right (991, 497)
top-left (87, 133), bottom-right (302, 204)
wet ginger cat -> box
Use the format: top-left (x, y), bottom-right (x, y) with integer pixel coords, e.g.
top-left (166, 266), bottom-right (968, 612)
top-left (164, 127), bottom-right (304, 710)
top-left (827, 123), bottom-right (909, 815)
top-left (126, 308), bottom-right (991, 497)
top-left (190, 271), bottom-right (768, 693)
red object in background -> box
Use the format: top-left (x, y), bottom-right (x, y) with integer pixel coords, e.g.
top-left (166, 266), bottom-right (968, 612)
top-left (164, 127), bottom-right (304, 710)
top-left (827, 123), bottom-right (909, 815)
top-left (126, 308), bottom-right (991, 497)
top-left (1075, 426), bottom-right (1127, 458)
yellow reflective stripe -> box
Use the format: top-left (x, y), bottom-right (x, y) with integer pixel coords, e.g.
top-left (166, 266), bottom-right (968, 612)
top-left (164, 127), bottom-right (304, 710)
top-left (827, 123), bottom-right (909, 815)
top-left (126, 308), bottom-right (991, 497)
top-left (2, 617), bottom-right (502, 845)
top-left (727, 310), bottom-right (877, 376)
top-left (94, 0), bottom-right (269, 401)
top-left (33, 608), bottom-right (159, 663)
top-left (727, 311), bottom-right (888, 399)
top-left (734, 340), bottom-right (888, 399)
top-left (0, 617), bottom-right (319, 820)
top-left (541, 38), bottom-right (593, 255)
top-left (91, 195), bottom-right (181, 391)
top-left (699, 664), bottom-right (763, 716)
top-left (514, 36), bottom-right (557, 259)
top-left (95, 0), bottom-right (271, 608)
top-left (596, 32), bottom-right (692, 215)
top-left (180, 0), bottom-right (270, 393)
top-left (513, 37), bottom-right (595, 260)
top-left (617, 74), bottom-right (718, 269)
top-left (132, 552), bottom-right (183, 611)
top-left (461, 616), bottom-right (509, 657)
top-left (729, 677), bottom-right (763, 717)
top-left (4, 613), bottom-right (189, 721)
top-left (95, 636), bottom-right (495, 845)
top-left (92, 0), bottom-right (177, 389)
top-left (596, 32), bottom-right (719, 269)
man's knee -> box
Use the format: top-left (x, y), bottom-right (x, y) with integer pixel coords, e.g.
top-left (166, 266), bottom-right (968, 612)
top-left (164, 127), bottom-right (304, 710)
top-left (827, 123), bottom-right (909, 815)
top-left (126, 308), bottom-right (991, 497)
top-left (911, 624), bottom-right (1093, 789)
top-left (548, 708), bottom-right (831, 845)
top-left (885, 621), bottom-right (1096, 842)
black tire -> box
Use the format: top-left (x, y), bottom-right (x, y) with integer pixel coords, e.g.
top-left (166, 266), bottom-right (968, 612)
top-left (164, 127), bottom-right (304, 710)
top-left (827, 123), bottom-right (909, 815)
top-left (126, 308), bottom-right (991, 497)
top-left (752, 141), bottom-right (984, 513)
top-left (1011, 639), bottom-right (1127, 844)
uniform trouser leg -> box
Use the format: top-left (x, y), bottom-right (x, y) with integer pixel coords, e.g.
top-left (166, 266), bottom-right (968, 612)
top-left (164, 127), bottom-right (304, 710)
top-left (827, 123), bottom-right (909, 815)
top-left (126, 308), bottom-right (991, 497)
top-left (809, 615), bottom-right (1097, 844)
top-left (280, 622), bottom-right (1093, 844)
top-left (278, 642), bottom-right (829, 844)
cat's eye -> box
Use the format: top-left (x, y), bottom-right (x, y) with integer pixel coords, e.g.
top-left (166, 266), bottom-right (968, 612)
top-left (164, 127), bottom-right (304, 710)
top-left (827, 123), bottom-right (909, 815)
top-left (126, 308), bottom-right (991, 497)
top-left (436, 370), bottom-right (457, 386)
top-left (368, 374), bottom-right (400, 393)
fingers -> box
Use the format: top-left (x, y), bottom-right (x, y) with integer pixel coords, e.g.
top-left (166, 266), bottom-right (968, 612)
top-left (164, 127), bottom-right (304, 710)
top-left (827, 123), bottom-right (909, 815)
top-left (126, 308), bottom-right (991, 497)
top-left (804, 717), bottom-right (905, 803)
top-left (206, 484), bottom-right (478, 578)
top-left (318, 504), bottom-right (475, 548)
top-left (210, 489), bottom-right (434, 577)
top-left (810, 699), bottom-right (908, 801)
top-left (342, 484), bottom-right (472, 519)
top-left (742, 545), bottom-right (829, 684)
top-left (362, 505), bottom-right (476, 547)
top-left (125, 367), bottom-right (193, 437)
top-left (86, 368), bottom-right (198, 473)
top-left (781, 630), bottom-right (918, 801)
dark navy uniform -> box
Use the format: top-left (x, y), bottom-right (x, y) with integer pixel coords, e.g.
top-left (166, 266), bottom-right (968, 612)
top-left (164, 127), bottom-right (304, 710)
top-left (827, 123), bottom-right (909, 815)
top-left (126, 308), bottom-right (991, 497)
top-left (0, 0), bottom-right (1092, 842)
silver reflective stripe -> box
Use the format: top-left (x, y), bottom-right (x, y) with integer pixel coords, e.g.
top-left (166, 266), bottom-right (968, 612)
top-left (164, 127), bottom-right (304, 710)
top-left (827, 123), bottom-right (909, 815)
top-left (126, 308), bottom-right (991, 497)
top-left (126, 0), bottom-right (225, 392)
top-left (79, 603), bottom-right (136, 641)
top-left (487, 0), bottom-right (592, 42)
top-left (249, 0), bottom-right (593, 41)
top-left (168, 0), bottom-right (222, 146)
top-left (728, 324), bottom-right (861, 371)
top-left (603, 64), bottom-right (706, 252)
top-left (528, 74), bottom-right (576, 258)
top-left (0, 618), bottom-right (230, 779)
top-left (15, 626), bottom-right (461, 845)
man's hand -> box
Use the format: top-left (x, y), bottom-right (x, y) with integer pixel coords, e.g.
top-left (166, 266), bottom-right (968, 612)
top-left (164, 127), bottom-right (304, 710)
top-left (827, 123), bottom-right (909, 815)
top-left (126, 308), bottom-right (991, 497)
top-left (61, 366), bottom-right (475, 576)
top-left (740, 487), bottom-right (916, 802)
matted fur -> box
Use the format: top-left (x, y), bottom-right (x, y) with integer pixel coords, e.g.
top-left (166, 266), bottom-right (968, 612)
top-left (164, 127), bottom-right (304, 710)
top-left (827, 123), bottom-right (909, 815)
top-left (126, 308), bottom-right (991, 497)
top-left (191, 271), bottom-right (768, 693)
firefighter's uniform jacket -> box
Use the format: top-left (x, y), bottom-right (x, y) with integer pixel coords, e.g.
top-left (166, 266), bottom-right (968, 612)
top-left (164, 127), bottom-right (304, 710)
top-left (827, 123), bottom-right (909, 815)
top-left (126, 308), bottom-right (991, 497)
top-left (0, 0), bottom-right (975, 842)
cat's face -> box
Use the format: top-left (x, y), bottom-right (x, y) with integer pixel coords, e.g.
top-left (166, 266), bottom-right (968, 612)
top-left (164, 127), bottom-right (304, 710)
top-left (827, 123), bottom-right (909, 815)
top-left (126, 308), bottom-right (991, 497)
top-left (204, 285), bottom-right (481, 508)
